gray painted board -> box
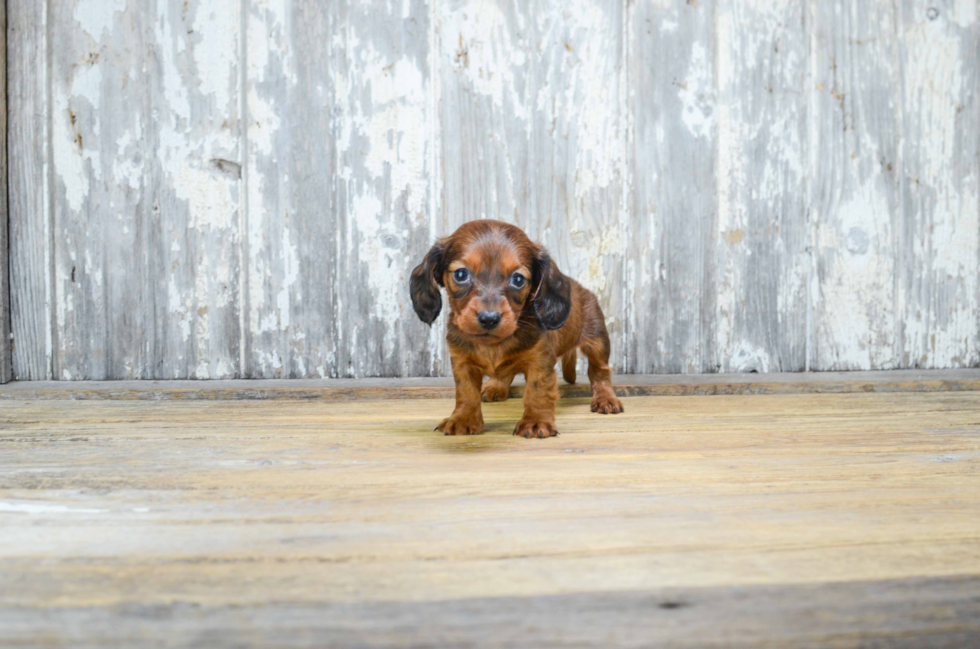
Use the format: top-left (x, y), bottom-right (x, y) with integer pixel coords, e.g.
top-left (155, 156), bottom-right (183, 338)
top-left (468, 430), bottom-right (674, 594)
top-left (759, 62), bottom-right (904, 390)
top-left (629, 0), bottom-right (717, 374)
top-left (9, 0), bottom-right (50, 380)
top-left (441, 0), bottom-right (629, 376)
top-left (896, 0), bottom-right (980, 370)
top-left (7, 0), bottom-right (980, 379)
top-left (711, 0), bottom-right (809, 373)
top-left (244, 0), bottom-right (342, 379)
top-left (0, 0), bottom-right (8, 384)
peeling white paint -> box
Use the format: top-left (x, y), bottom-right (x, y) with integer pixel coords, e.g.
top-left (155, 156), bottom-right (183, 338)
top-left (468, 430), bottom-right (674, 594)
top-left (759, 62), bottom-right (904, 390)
top-left (275, 227), bottom-right (300, 332)
top-left (443, 0), bottom-right (528, 123)
top-left (728, 342), bottom-right (772, 373)
top-left (53, 62), bottom-right (103, 213)
top-left (352, 194), bottom-right (404, 330)
top-left (953, 0), bottom-right (977, 27)
top-left (74, 0), bottom-right (127, 40)
top-left (679, 42), bottom-right (714, 139)
top-left (815, 180), bottom-right (897, 369)
top-left (14, 0), bottom-right (980, 380)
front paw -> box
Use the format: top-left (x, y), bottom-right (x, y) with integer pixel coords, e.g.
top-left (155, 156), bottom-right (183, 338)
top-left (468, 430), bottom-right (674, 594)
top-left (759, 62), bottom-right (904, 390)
top-left (436, 414), bottom-right (484, 436)
top-left (591, 393), bottom-right (624, 414)
top-left (481, 380), bottom-right (510, 402)
top-left (513, 418), bottom-right (559, 439)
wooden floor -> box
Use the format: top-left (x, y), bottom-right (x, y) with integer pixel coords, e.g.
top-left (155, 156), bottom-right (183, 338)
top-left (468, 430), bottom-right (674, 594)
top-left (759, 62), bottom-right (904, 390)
top-left (2, 378), bottom-right (980, 647)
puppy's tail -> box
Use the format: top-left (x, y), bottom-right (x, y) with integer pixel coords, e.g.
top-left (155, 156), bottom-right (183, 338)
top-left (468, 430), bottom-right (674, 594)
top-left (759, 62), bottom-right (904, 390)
top-left (561, 349), bottom-right (577, 385)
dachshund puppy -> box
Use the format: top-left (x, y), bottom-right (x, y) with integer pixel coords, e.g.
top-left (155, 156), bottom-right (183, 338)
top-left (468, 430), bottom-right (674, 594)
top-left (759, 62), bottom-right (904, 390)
top-left (410, 220), bottom-right (623, 438)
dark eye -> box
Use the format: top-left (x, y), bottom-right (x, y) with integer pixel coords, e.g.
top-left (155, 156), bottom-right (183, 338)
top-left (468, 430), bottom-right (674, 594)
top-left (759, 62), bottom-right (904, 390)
top-left (453, 268), bottom-right (470, 283)
top-left (509, 273), bottom-right (526, 289)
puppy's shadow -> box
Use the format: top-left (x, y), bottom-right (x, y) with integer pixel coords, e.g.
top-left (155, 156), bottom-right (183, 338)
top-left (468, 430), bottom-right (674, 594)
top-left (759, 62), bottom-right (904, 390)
top-left (481, 420), bottom-right (516, 434)
top-left (419, 402), bottom-right (525, 454)
top-left (419, 392), bottom-right (591, 453)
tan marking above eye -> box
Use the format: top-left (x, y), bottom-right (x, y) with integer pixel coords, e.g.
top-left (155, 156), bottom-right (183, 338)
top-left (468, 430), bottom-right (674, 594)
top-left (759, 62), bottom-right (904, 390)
top-left (501, 264), bottom-right (530, 279)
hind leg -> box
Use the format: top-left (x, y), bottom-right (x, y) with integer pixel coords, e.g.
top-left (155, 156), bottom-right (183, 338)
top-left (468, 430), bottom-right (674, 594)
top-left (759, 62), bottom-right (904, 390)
top-left (578, 297), bottom-right (623, 415)
top-left (561, 350), bottom-right (577, 385)
top-left (482, 371), bottom-right (516, 402)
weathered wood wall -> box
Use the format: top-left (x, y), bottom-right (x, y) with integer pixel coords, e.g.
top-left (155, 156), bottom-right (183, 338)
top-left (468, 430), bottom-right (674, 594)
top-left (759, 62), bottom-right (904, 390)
top-left (6, 0), bottom-right (980, 380)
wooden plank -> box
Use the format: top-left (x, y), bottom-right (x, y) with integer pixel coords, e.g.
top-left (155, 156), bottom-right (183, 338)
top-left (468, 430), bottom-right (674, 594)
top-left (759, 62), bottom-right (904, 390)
top-left (524, 0), bottom-right (629, 373)
top-left (438, 0), bottom-right (531, 231)
top-left (7, 0), bottom-right (50, 380)
top-left (435, 0), bottom-right (527, 374)
top-left (2, 576), bottom-right (978, 648)
top-left (243, 0), bottom-right (340, 379)
top-left (29, 1), bottom-right (244, 380)
top-left (3, 368), bottom-right (980, 401)
top-left (440, 0), bottom-right (628, 372)
top-left (141, 0), bottom-right (244, 379)
top-left (895, 1), bottom-right (979, 368)
top-left (712, 0), bottom-right (808, 372)
top-left (47, 0), bottom-right (146, 379)
top-left (439, 0), bottom-right (628, 373)
top-left (628, 0), bottom-right (716, 374)
top-left (808, 0), bottom-right (903, 370)
top-left (1, 391), bottom-right (979, 645)
top-left (0, 0), bottom-right (9, 384)
top-left (332, 0), bottom-right (436, 378)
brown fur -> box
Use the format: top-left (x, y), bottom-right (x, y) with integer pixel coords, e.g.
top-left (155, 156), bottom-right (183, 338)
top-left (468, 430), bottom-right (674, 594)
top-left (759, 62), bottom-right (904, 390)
top-left (410, 220), bottom-right (623, 439)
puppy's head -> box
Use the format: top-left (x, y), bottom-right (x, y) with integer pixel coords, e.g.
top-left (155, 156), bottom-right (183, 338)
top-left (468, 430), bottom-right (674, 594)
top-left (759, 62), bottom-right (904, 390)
top-left (409, 220), bottom-right (571, 343)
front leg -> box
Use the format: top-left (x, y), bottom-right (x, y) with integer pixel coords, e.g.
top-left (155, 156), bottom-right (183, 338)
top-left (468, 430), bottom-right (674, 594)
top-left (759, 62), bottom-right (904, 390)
top-left (514, 357), bottom-right (559, 439)
top-left (437, 355), bottom-right (484, 436)
top-left (481, 371), bottom-right (516, 402)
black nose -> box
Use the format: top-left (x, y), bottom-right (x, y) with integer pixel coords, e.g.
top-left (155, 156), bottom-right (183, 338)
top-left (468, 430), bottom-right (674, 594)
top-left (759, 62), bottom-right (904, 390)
top-left (477, 311), bottom-right (502, 330)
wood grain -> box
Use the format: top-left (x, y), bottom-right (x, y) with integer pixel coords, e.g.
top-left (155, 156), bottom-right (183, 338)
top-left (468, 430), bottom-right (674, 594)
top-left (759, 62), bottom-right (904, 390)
top-left (895, 0), bottom-right (980, 369)
top-left (244, 0), bottom-right (341, 379)
top-left (2, 577), bottom-right (978, 648)
top-left (0, 0), bottom-right (9, 384)
top-left (335, 0), bottom-right (435, 379)
top-left (712, 0), bottom-right (808, 373)
top-left (142, 0), bottom-right (245, 380)
top-left (49, 0), bottom-right (144, 379)
top-left (2, 390), bottom-right (980, 646)
top-left (809, 0), bottom-right (901, 370)
top-left (628, 0), bottom-right (716, 374)
top-left (8, 0), bottom-right (50, 380)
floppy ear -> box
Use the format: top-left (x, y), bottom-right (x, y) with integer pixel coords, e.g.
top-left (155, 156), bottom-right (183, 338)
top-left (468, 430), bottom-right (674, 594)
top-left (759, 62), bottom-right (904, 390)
top-left (531, 248), bottom-right (572, 330)
top-left (409, 241), bottom-right (446, 325)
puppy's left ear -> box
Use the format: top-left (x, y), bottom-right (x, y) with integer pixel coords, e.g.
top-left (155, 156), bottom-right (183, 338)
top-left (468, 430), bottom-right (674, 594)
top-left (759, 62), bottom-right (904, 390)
top-left (410, 240), bottom-right (447, 325)
top-left (531, 247), bottom-right (572, 330)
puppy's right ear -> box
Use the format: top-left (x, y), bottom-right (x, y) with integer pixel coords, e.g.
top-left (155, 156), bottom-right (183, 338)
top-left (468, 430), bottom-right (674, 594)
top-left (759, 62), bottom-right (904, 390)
top-left (410, 240), bottom-right (446, 325)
